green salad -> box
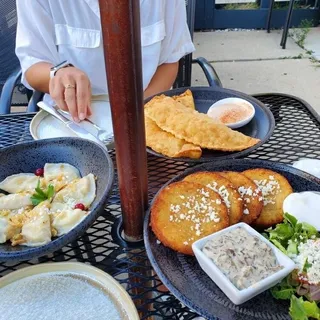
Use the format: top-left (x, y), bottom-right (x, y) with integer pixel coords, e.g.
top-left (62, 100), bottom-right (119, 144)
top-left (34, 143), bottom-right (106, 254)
top-left (264, 213), bottom-right (320, 320)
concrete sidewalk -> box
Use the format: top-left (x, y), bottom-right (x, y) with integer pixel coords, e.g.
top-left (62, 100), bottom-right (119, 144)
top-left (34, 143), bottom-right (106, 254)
top-left (192, 29), bottom-right (320, 113)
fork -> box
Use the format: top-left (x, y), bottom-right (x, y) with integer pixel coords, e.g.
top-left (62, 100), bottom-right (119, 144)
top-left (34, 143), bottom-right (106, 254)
top-left (53, 106), bottom-right (113, 143)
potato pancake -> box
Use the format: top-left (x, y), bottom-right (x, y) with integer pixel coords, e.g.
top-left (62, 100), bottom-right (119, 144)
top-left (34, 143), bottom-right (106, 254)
top-left (242, 168), bottom-right (293, 229)
top-left (220, 171), bottom-right (263, 224)
top-left (183, 172), bottom-right (243, 225)
top-left (151, 181), bottom-right (229, 255)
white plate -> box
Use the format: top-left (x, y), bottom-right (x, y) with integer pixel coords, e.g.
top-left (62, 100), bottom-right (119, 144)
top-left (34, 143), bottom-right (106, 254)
top-left (30, 98), bottom-right (115, 149)
top-left (0, 262), bottom-right (139, 320)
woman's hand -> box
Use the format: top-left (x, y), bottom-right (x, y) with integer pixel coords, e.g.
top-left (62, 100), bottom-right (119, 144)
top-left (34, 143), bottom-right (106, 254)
top-left (49, 67), bottom-right (92, 122)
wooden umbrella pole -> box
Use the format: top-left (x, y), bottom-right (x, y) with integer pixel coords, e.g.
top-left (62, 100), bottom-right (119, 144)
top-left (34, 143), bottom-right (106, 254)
top-left (98, 0), bottom-right (148, 241)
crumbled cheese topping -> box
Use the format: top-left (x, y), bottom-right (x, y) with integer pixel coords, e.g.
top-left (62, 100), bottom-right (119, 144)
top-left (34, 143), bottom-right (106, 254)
top-left (168, 188), bottom-right (221, 239)
top-left (238, 186), bottom-right (260, 204)
top-left (254, 176), bottom-right (281, 206)
top-left (295, 239), bottom-right (320, 284)
top-left (206, 182), bottom-right (230, 208)
top-left (243, 208), bottom-right (249, 215)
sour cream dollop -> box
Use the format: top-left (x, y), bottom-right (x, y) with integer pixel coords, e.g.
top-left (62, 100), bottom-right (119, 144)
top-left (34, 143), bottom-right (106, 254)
top-left (283, 192), bottom-right (320, 230)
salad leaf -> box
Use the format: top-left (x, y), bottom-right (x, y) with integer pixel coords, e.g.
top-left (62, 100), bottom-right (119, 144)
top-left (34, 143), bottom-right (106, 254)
top-left (271, 278), bottom-right (297, 300)
top-left (309, 285), bottom-right (320, 302)
top-left (301, 222), bottom-right (318, 237)
top-left (303, 300), bottom-right (320, 319)
top-left (290, 296), bottom-right (320, 320)
top-left (31, 181), bottom-right (55, 206)
top-left (290, 296), bottom-right (309, 320)
top-left (271, 286), bottom-right (296, 300)
top-left (265, 212), bottom-right (320, 319)
top-left (285, 213), bottom-right (298, 227)
top-left (302, 258), bottom-right (312, 272)
top-left (269, 239), bottom-right (287, 254)
top-left (265, 213), bottom-right (320, 253)
top-left (287, 240), bottom-right (298, 256)
top-left (269, 223), bottom-right (294, 241)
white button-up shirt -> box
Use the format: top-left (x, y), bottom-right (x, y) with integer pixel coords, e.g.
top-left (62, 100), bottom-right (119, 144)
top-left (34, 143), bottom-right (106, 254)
top-left (16, 0), bottom-right (195, 102)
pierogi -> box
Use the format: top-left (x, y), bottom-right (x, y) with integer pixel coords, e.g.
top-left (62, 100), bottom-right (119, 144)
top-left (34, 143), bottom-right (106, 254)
top-left (43, 163), bottom-right (80, 191)
top-left (0, 163), bottom-right (96, 247)
top-left (0, 173), bottom-right (39, 194)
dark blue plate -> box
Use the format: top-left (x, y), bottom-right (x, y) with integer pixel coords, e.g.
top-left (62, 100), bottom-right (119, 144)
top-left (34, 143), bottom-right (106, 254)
top-left (144, 159), bottom-right (320, 320)
top-left (145, 87), bottom-right (275, 162)
top-left (0, 138), bottom-right (114, 262)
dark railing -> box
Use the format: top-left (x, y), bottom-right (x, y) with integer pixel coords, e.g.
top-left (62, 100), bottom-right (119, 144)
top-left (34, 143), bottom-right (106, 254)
top-left (195, 0), bottom-right (320, 30)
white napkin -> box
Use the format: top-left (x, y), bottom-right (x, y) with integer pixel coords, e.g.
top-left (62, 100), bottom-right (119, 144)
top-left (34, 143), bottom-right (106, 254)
top-left (56, 95), bottom-right (114, 137)
top-left (35, 95), bottom-right (114, 141)
top-left (292, 158), bottom-right (320, 179)
top-left (87, 95), bottom-right (113, 136)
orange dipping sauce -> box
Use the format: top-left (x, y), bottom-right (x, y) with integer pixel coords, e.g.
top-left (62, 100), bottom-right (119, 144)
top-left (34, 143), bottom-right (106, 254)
top-left (207, 103), bottom-right (253, 125)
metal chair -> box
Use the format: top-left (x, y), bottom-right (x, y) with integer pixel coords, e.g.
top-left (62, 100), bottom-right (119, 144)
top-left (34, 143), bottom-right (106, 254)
top-left (0, 0), bottom-right (42, 114)
top-left (266, 0), bottom-right (296, 49)
top-left (174, 0), bottom-right (222, 88)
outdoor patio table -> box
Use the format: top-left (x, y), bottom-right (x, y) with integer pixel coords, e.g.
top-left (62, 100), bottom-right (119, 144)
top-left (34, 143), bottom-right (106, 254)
top-left (0, 93), bottom-right (320, 319)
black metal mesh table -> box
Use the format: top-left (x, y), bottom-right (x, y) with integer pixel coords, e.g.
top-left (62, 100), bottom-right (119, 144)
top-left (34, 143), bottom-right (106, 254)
top-left (0, 93), bottom-right (320, 319)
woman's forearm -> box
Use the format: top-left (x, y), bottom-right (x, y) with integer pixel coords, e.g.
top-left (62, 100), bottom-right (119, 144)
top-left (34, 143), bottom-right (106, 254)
top-left (25, 61), bottom-right (179, 105)
top-left (25, 62), bottom-right (53, 93)
top-left (144, 62), bottom-right (179, 99)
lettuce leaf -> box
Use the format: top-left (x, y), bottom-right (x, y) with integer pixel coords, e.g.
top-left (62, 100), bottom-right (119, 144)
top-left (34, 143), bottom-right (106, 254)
top-left (289, 296), bottom-right (320, 320)
top-left (265, 212), bottom-right (320, 319)
top-left (271, 287), bottom-right (296, 300)
top-left (285, 213), bottom-right (298, 227)
top-left (269, 223), bottom-right (294, 241)
top-left (290, 296), bottom-right (309, 320)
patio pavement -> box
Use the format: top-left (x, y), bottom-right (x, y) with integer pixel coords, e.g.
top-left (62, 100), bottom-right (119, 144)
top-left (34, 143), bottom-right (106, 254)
top-left (192, 28), bottom-right (320, 114)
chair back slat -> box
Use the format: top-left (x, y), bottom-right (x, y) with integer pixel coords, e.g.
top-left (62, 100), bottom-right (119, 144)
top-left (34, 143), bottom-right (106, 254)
top-left (0, 0), bottom-right (30, 107)
top-left (173, 0), bottom-right (196, 88)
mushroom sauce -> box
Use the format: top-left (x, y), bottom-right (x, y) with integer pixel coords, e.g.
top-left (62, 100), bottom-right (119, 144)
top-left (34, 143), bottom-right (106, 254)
top-left (202, 228), bottom-right (283, 290)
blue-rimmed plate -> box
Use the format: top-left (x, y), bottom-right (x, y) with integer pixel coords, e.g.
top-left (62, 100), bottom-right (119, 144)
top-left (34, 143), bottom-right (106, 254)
top-left (0, 138), bottom-right (114, 262)
top-left (145, 87), bottom-right (275, 162)
top-left (144, 159), bottom-right (320, 320)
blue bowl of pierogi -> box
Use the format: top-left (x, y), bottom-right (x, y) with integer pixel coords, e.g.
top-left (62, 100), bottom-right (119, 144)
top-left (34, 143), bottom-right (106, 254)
top-left (0, 138), bottom-right (114, 261)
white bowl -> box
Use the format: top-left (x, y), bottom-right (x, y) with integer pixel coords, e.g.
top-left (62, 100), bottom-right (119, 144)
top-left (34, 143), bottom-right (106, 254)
top-left (207, 98), bottom-right (255, 129)
top-left (192, 223), bottom-right (295, 305)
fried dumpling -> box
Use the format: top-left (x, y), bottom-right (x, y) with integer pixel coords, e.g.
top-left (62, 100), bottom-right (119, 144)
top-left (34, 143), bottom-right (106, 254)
top-left (172, 89), bottom-right (195, 110)
top-left (0, 173), bottom-right (39, 194)
top-left (145, 96), bottom-right (260, 152)
top-left (51, 208), bottom-right (87, 236)
top-left (51, 174), bottom-right (96, 211)
top-left (145, 116), bottom-right (202, 159)
top-left (21, 201), bottom-right (51, 247)
top-left (0, 193), bottom-right (32, 210)
top-left (44, 163), bottom-right (80, 191)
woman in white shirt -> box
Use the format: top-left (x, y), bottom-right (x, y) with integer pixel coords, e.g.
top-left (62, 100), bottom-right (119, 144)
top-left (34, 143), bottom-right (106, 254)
top-left (15, 0), bottom-right (195, 123)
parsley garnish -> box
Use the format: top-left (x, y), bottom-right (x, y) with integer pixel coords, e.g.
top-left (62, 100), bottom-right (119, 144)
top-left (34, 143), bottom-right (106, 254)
top-left (30, 180), bottom-right (55, 206)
